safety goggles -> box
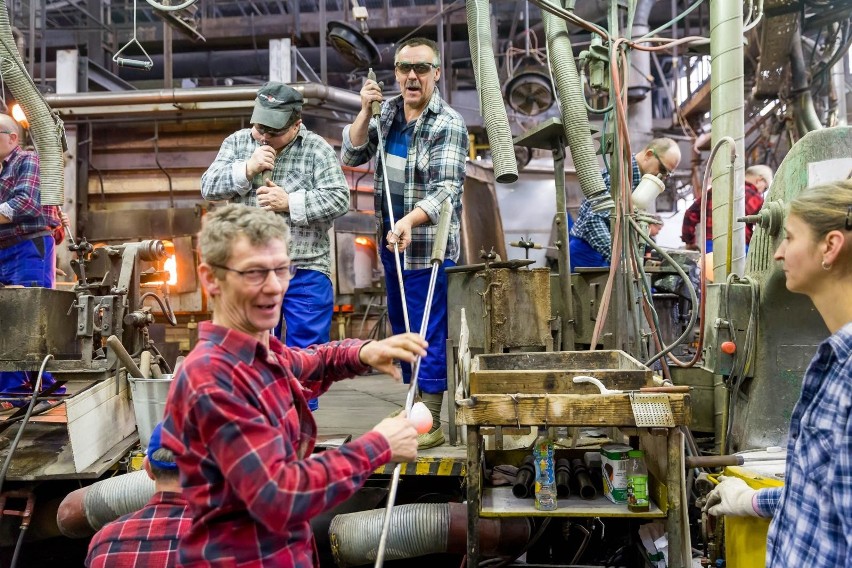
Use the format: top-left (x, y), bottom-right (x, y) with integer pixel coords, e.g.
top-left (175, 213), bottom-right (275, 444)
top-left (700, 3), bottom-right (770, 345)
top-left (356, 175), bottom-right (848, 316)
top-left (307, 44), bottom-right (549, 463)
top-left (394, 62), bottom-right (437, 75)
top-left (254, 124), bottom-right (289, 137)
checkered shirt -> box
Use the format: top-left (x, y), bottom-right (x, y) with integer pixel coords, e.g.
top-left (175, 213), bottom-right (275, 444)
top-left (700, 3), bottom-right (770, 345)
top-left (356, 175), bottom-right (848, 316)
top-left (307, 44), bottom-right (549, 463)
top-left (200, 125), bottom-right (349, 277)
top-left (569, 158), bottom-right (642, 262)
top-left (341, 88), bottom-right (468, 269)
top-left (757, 322), bottom-right (852, 568)
top-left (681, 182), bottom-right (764, 247)
top-left (161, 322), bottom-right (392, 567)
top-left (0, 146), bottom-right (60, 244)
top-left (85, 491), bottom-right (191, 568)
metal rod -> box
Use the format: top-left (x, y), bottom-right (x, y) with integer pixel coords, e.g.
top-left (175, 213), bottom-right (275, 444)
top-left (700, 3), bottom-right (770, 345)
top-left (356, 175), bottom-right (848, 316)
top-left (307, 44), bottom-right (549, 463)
top-left (368, 68), bottom-right (411, 333)
top-left (375, 200), bottom-right (453, 568)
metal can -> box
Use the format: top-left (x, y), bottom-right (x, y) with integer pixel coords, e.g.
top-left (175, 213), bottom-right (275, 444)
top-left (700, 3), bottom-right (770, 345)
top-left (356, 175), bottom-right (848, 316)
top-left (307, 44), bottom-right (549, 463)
top-left (601, 444), bottom-right (632, 503)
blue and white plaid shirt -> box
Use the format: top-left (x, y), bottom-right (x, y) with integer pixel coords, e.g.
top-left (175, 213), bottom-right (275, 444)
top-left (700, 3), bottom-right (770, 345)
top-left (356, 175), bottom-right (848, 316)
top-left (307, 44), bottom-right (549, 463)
top-left (569, 157), bottom-right (642, 262)
top-left (757, 322), bottom-right (852, 567)
top-left (341, 88), bottom-right (468, 270)
top-left (200, 125), bottom-right (349, 277)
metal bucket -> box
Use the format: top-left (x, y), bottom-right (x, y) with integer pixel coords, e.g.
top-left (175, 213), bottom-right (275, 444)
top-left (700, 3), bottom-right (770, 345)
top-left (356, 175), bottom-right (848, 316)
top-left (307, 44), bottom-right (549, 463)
top-left (128, 375), bottom-right (174, 448)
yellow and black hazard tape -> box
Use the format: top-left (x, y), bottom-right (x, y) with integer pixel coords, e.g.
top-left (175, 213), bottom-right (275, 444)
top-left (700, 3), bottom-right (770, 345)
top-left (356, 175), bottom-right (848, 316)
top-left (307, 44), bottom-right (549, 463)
top-left (373, 456), bottom-right (466, 476)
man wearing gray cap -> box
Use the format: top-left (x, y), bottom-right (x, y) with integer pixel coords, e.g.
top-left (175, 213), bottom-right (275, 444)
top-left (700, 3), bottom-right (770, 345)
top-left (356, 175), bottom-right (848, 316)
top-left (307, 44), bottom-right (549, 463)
top-left (201, 82), bottom-right (349, 411)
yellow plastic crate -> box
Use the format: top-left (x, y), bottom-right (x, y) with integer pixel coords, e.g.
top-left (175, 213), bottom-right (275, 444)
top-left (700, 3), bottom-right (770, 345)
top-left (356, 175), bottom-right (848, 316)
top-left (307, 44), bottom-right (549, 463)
top-left (723, 464), bottom-right (784, 568)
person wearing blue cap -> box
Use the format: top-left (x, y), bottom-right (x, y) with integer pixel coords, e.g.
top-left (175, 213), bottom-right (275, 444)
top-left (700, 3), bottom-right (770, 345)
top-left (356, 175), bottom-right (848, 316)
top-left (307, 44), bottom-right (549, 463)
top-left (85, 422), bottom-right (191, 568)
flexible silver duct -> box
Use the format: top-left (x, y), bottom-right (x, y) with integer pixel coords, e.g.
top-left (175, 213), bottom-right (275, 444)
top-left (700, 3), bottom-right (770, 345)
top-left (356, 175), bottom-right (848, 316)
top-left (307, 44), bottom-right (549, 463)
top-left (57, 470), bottom-right (156, 537)
top-left (330, 503), bottom-right (450, 566)
top-left (466, 0), bottom-right (518, 184)
top-left (542, 11), bottom-right (613, 212)
top-left (0, 0), bottom-right (65, 205)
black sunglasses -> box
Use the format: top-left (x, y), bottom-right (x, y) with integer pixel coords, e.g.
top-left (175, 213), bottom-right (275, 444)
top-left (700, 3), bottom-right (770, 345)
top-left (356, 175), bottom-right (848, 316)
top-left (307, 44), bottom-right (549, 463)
top-left (254, 124), bottom-right (289, 137)
top-left (651, 148), bottom-right (671, 180)
top-left (394, 62), bottom-right (437, 75)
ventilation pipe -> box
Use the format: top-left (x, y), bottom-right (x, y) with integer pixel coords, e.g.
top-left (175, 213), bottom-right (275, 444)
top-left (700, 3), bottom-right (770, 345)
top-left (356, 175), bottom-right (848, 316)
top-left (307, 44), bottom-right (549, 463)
top-left (789, 28), bottom-right (823, 135)
top-left (329, 502), bottom-right (530, 566)
top-left (56, 470), bottom-right (155, 538)
top-left (466, 0), bottom-right (518, 184)
top-left (709, 0), bottom-right (746, 280)
top-left (542, 11), bottom-right (613, 212)
top-left (0, 0), bottom-right (65, 205)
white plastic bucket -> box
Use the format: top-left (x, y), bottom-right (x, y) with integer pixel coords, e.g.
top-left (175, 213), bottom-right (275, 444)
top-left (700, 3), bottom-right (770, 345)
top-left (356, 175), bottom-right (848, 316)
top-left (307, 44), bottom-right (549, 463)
top-left (128, 374), bottom-right (174, 448)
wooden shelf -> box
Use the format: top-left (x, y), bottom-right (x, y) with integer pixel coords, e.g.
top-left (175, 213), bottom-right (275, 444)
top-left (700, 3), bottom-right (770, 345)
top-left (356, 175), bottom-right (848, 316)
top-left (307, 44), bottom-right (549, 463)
top-left (480, 486), bottom-right (665, 518)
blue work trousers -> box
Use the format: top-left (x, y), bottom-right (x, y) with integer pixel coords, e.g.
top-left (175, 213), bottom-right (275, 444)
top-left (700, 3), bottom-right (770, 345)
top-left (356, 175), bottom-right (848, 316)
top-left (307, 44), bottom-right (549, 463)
top-left (380, 244), bottom-right (453, 394)
top-left (273, 269), bottom-right (333, 411)
top-left (0, 235), bottom-right (64, 402)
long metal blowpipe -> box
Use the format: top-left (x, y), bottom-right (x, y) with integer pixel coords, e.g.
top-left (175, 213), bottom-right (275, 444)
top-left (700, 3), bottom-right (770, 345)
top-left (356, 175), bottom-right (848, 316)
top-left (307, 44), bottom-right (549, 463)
top-left (368, 68), bottom-right (411, 333)
top-left (374, 199), bottom-right (453, 568)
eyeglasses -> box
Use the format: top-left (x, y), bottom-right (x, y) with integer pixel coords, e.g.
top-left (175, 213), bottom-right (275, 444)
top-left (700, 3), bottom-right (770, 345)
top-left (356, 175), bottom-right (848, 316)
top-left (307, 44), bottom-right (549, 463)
top-left (254, 124), bottom-right (289, 137)
top-left (0, 131), bottom-right (13, 135)
top-left (394, 62), bottom-right (437, 75)
top-left (211, 263), bottom-right (297, 285)
top-left (651, 148), bottom-right (671, 180)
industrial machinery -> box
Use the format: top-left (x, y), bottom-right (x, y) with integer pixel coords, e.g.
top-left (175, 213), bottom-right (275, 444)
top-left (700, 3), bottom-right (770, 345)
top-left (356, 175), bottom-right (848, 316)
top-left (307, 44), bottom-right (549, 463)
top-left (0, 237), bottom-right (176, 481)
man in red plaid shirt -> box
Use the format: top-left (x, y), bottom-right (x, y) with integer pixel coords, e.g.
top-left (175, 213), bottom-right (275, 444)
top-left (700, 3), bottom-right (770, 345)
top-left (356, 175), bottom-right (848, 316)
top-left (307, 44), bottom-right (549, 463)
top-left (86, 422), bottom-right (191, 567)
top-left (162, 203), bottom-right (424, 567)
top-left (681, 165), bottom-right (772, 251)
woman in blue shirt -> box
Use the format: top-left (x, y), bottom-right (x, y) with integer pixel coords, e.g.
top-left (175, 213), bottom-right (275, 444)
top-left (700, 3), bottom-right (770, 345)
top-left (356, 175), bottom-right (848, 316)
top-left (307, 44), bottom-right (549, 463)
top-left (706, 180), bottom-right (852, 568)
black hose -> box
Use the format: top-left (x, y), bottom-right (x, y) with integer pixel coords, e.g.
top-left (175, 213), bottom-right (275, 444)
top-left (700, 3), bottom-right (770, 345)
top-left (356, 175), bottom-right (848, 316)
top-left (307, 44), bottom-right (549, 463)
top-left (512, 456), bottom-right (536, 498)
top-left (0, 354), bottom-right (52, 496)
top-left (139, 291), bottom-right (178, 326)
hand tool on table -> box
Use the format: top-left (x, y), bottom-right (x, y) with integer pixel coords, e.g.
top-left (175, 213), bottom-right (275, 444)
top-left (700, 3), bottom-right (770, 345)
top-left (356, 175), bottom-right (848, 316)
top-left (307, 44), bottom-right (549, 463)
top-left (368, 67), bottom-right (411, 333)
top-left (374, 199), bottom-right (453, 568)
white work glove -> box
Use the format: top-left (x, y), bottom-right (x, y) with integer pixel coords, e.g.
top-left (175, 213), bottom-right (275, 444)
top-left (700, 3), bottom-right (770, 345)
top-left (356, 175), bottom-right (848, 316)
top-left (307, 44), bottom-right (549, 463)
top-left (705, 476), bottom-right (760, 517)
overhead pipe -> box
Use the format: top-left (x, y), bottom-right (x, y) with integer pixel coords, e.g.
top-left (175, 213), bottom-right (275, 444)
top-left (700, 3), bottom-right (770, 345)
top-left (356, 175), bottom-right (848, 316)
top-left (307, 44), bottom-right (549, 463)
top-left (330, 502), bottom-right (530, 566)
top-left (709, 0), bottom-right (746, 280)
top-left (44, 83), bottom-right (362, 112)
top-left (789, 28), bottom-right (822, 135)
top-left (0, 0), bottom-right (65, 205)
top-left (466, 0), bottom-right (518, 183)
top-left (542, 10), bottom-right (613, 212)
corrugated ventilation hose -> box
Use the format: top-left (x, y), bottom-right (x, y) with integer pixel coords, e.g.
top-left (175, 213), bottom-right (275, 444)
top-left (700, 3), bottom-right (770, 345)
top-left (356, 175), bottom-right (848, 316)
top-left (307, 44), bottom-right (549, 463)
top-left (57, 470), bottom-right (156, 537)
top-left (466, 0), bottom-right (518, 184)
top-left (0, 0), bottom-right (66, 205)
top-left (542, 11), bottom-right (614, 212)
top-left (330, 503), bottom-right (449, 566)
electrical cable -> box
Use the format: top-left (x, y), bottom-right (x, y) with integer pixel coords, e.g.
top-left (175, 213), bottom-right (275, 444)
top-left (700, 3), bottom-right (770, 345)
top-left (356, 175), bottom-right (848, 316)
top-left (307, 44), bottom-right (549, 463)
top-left (639, 0), bottom-right (706, 41)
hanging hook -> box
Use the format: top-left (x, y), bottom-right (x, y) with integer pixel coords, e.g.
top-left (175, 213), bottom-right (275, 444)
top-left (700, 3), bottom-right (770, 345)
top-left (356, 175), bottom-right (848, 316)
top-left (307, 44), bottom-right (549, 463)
top-left (113, 0), bottom-right (154, 71)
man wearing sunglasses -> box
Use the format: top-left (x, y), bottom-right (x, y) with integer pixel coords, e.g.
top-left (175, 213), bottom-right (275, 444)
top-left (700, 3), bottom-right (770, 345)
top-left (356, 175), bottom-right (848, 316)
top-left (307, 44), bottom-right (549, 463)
top-left (342, 37), bottom-right (469, 449)
top-left (201, 82), bottom-right (349, 411)
top-left (569, 137), bottom-right (681, 271)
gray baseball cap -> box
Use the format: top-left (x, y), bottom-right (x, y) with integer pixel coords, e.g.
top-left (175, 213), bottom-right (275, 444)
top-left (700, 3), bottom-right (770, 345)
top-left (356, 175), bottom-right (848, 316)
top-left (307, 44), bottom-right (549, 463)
top-left (250, 82), bottom-right (303, 129)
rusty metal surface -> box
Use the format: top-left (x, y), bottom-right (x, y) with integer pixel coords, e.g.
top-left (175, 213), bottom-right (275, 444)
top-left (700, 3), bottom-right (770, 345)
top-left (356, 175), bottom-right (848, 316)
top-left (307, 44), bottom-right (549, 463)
top-left (488, 268), bottom-right (552, 352)
top-left (448, 267), bottom-right (552, 355)
top-left (0, 288), bottom-right (79, 363)
top-left (85, 207), bottom-right (203, 242)
top-left (754, 12), bottom-right (799, 98)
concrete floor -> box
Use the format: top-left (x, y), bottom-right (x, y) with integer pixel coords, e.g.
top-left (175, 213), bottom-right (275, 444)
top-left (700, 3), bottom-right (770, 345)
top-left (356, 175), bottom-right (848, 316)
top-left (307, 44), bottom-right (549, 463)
top-left (313, 372), bottom-right (466, 459)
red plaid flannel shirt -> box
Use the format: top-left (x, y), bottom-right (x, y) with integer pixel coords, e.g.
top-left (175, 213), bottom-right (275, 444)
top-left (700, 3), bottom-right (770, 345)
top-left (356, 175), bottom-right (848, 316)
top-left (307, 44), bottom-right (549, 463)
top-left (85, 491), bottom-right (191, 568)
top-left (162, 322), bottom-right (392, 567)
top-left (681, 182), bottom-right (764, 247)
